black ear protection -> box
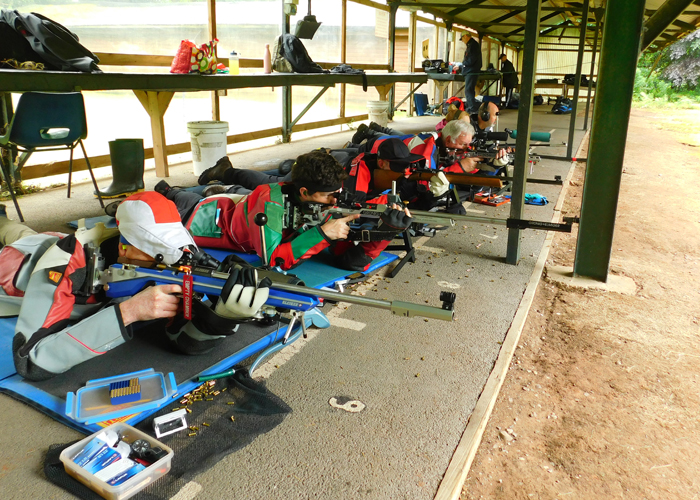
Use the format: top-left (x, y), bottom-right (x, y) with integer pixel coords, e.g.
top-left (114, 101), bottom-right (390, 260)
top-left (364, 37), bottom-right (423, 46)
top-left (478, 102), bottom-right (490, 122)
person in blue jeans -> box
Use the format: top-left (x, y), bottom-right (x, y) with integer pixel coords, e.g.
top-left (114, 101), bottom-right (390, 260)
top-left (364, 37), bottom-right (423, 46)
top-left (460, 32), bottom-right (482, 114)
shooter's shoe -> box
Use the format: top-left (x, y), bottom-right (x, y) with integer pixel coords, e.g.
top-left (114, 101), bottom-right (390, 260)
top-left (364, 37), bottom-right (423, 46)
top-left (278, 159), bottom-right (295, 175)
top-left (154, 180), bottom-right (172, 197)
top-left (202, 184), bottom-right (229, 197)
top-left (351, 123), bottom-right (370, 145)
top-left (197, 156), bottom-right (233, 185)
top-left (104, 200), bottom-right (120, 217)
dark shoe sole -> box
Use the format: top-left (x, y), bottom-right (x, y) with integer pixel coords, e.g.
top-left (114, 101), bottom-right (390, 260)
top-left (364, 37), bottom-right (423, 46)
top-left (197, 156), bottom-right (233, 185)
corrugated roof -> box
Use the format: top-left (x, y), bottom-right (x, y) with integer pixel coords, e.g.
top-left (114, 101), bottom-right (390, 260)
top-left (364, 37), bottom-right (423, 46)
top-left (390, 0), bottom-right (700, 50)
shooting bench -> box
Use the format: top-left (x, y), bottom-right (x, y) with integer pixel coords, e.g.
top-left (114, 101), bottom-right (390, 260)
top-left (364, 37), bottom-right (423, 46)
top-left (0, 69), bottom-right (427, 181)
top-left (427, 71), bottom-right (503, 105)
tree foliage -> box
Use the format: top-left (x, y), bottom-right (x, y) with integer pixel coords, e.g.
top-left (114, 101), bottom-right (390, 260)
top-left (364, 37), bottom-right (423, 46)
top-left (660, 29), bottom-right (700, 89)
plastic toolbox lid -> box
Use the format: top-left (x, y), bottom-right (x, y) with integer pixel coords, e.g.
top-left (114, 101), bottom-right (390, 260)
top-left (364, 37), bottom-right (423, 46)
top-left (66, 369), bottom-right (176, 425)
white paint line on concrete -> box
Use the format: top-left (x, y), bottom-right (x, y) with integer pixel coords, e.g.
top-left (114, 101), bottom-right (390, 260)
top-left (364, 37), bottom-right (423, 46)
top-left (330, 317), bottom-right (366, 331)
top-left (437, 281), bottom-right (461, 289)
top-left (170, 481), bottom-right (202, 500)
top-left (254, 231), bottom-right (437, 380)
top-left (416, 246), bottom-right (445, 253)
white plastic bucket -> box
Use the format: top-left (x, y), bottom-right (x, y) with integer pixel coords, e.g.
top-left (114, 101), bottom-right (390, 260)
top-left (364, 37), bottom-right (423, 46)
top-left (187, 121), bottom-right (229, 176)
top-left (366, 101), bottom-right (390, 128)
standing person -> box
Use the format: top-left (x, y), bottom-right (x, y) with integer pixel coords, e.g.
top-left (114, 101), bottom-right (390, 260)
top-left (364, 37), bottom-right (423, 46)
top-left (460, 32), bottom-right (482, 114)
top-left (499, 53), bottom-right (518, 108)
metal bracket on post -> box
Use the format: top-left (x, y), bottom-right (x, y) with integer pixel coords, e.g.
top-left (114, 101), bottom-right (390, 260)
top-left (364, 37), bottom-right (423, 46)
top-left (255, 213), bottom-right (269, 267)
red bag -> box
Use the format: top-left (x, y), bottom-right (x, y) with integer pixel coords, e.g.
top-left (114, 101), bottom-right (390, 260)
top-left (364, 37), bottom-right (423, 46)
top-left (170, 39), bottom-right (219, 74)
top-left (170, 40), bottom-right (196, 74)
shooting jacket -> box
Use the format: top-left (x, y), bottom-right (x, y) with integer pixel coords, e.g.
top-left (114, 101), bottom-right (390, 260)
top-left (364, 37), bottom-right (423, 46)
top-left (346, 134), bottom-right (436, 202)
top-left (186, 183), bottom-right (332, 270)
top-left (1, 228), bottom-right (132, 381)
top-left (185, 182), bottom-right (393, 271)
top-left (2, 226), bottom-right (236, 381)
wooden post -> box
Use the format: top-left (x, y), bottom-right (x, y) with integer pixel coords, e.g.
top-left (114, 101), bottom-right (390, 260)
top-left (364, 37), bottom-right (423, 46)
top-left (134, 90), bottom-right (174, 177)
top-left (340, 0), bottom-right (347, 118)
top-left (207, 0), bottom-right (220, 121)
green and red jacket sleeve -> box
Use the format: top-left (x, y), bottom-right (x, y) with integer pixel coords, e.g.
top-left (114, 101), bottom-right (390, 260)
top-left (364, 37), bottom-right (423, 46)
top-left (245, 184), bottom-right (332, 270)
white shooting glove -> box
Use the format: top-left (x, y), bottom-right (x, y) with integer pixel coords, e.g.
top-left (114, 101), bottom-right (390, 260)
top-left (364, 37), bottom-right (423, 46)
top-left (214, 267), bottom-right (270, 319)
top-left (429, 171), bottom-right (450, 197)
top-left (492, 153), bottom-right (512, 167)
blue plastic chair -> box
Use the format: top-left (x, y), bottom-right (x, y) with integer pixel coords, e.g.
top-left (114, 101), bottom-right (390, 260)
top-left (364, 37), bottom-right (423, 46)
top-left (0, 92), bottom-right (104, 222)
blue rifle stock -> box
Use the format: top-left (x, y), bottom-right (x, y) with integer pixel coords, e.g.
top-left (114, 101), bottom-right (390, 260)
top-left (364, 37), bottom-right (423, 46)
top-left (99, 263), bottom-right (456, 322)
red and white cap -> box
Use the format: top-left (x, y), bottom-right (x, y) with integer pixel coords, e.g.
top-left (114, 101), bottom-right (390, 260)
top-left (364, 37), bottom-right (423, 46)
top-left (116, 191), bottom-right (196, 265)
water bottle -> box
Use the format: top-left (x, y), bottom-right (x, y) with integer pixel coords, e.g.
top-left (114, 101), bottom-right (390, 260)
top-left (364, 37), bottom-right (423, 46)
top-left (229, 50), bottom-right (240, 75)
top-left (263, 44), bottom-right (272, 74)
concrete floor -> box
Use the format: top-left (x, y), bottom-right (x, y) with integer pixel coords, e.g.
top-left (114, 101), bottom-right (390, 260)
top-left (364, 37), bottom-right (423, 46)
top-left (0, 107), bottom-right (586, 499)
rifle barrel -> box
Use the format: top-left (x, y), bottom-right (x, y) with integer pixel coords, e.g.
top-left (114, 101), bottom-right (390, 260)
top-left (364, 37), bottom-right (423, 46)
top-left (102, 265), bottom-right (455, 322)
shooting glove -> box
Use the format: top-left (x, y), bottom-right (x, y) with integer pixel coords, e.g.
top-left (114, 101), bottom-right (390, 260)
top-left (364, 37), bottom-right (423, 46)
top-left (492, 153), bottom-right (512, 167)
top-left (378, 207), bottom-right (413, 232)
top-left (429, 171), bottom-right (450, 197)
top-left (214, 267), bottom-right (271, 319)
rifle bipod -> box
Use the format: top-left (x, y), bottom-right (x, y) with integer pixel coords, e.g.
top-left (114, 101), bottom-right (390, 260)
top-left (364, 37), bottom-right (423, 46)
top-left (248, 308), bottom-right (331, 376)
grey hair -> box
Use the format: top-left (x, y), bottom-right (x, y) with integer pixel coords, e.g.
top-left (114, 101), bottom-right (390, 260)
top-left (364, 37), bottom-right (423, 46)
top-left (442, 119), bottom-right (475, 144)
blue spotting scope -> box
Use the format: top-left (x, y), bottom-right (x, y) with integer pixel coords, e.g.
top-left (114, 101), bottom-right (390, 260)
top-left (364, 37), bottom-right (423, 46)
top-left (506, 129), bottom-right (551, 142)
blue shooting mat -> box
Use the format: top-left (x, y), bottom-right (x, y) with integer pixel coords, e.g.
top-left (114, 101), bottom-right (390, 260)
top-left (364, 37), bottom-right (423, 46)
top-left (0, 240), bottom-right (398, 434)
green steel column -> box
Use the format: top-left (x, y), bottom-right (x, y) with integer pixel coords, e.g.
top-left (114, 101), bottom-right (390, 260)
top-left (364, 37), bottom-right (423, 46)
top-left (642, 0), bottom-right (695, 51)
top-left (282, 10), bottom-right (292, 143)
top-left (583, 15), bottom-right (600, 132)
top-left (566, 0), bottom-right (589, 159)
top-left (573, 0), bottom-right (646, 281)
top-left (506, 0), bottom-right (541, 265)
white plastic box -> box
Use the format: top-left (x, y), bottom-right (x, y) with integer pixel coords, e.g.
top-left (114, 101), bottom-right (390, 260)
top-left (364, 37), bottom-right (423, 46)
top-left (60, 422), bottom-right (173, 500)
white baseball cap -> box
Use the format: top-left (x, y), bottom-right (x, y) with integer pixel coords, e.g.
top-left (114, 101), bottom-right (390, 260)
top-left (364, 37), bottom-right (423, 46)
top-left (116, 191), bottom-right (196, 265)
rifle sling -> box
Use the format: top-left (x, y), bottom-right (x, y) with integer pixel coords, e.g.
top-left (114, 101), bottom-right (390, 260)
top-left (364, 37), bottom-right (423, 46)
top-left (347, 229), bottom-right (399, 242)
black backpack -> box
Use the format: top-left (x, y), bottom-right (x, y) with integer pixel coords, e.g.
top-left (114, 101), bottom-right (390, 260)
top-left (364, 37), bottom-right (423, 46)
top-left (0, 9), bottom-right (100, 72)
top-left (273, 33), bottom-right (326, 74)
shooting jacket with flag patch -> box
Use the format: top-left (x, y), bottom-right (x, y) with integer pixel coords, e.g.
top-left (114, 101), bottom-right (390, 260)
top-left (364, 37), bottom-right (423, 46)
top-left (185, 182), bottom-right (332, 271)
top-left (185, 182), bottom-right (394, 271)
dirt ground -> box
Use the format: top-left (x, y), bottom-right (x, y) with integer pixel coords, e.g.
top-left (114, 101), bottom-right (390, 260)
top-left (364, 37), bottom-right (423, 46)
top-left (461, 107), bottom-right (700, 500)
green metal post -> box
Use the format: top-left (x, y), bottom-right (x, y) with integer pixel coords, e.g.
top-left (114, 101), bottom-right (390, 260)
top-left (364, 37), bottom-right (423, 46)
top-left (573, 0), bottom-right (646, 281)
top-left (566, 0), bottom-right (589, 160)
top-left (282, 9), bottom-right (292, 143)
top-left (583, 14), bottom-right (600, 132)
top-left (505, 0), bottom-right (541, 265)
